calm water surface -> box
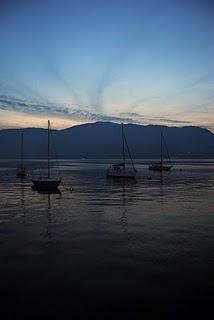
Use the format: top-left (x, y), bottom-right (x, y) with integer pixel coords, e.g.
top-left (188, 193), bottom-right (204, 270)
top-left (0, 160), bottom-right (214, 319)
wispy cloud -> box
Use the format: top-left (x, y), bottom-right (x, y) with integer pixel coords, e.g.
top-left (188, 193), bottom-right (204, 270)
top-left (191, 73), bottom-right (214, 87)
top-left (120, 112), bottom-right (191, 125)
top-left (0, 94), bottom-right (139, 124)
top-left (0, 94), bottom-right (194, 127)
top-left (0, 78), bottom-right (50, 105)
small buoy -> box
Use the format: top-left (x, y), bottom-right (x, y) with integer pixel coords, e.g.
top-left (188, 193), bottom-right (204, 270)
top-left (179, 168), bottom-right (183, 172)
top-left (147, 175), bottom-right (152, 180)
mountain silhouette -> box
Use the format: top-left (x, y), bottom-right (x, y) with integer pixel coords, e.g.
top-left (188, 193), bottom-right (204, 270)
top-left (0, 121), bottom-right (214, 159)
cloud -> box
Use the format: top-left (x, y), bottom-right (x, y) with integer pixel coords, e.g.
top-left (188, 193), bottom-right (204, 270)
top-left (0, 78), bottom-right (50, 106)
top-left (0, 94), bottom-right (140, 124)
top-left (120, 111), bottom-right (191, 124)
top-left (140, 73), bottom-right (214, 110)
top-left (191, 73), bottom-right (214, 87)
top-left (120, 112), bottom-right (142, 117)
top-left (1, 94), bottom-right (191, 126)
top-left (156, 118), bottom-right (191, 124)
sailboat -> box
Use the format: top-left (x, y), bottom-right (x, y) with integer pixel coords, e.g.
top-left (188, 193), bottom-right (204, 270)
top-left (16, 130), bottom-right (27, 177)
top-left (106, 123), bottom-right (137, 178)
top-left (148, 130), bottom-right (172, 171)
top-left (32, 120), bottom-right (61, 190)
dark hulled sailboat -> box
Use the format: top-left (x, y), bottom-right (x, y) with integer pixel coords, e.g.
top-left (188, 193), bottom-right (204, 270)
top-left (32, 120), bottom-right (61, 190)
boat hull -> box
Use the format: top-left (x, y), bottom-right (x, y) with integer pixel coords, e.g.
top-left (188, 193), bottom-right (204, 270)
top-left (148, 164), bottom-right (172, 171)
top-left (32, 178), bottom-right (61, 190)
top-left (106, 167), bottom-right (136, 178)
top-left (16, 168), bottom-right (27, 177)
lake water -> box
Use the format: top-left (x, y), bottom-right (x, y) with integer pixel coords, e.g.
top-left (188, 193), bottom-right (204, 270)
top-left (0, 159), bottom-right (214, 319)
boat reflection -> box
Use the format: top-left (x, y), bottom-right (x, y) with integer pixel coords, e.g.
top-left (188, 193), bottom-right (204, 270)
top-left (46, 193), bottom-right (52, 239)
top-left (107, 176), bottom-right (137, 186)
top-left (19, 181), bottom-right (26, 222)
top-left (31, 185), bottom-right (61, 195)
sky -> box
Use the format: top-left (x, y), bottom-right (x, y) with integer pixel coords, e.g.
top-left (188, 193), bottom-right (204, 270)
top-left (0, 0), bottom-right (213, 131)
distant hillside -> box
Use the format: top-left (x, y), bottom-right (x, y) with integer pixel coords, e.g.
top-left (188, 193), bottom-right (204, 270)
top-left (0, 121), bottom-right (214, 159)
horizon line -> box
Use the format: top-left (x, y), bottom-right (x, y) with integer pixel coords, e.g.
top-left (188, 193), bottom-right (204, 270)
top-left (0, 120), bottom-right (213, 133)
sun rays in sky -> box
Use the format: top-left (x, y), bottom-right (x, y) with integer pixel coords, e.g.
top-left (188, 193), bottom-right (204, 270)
top-left (0, 0), bottom-right (213, 131)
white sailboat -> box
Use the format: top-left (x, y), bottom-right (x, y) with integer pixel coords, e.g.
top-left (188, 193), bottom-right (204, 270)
top-left (106, 123), bottom-right (137, 178)
top-left (149, 130), bottom-right (172, 171)
top-left (32, 120), bottom-right (61, 190)
top-left (16, 130), bottom-right (27, 177)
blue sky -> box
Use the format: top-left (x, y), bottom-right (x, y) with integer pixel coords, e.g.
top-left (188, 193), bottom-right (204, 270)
top-left (0, 0), bottom-right (213, 130)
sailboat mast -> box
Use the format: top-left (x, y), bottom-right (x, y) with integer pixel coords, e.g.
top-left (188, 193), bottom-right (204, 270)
top-left (48, 120), bottom-right (50, 179)
top-left (124, 133), bottom-right (136, 172)
top-left (162, 133), bottom-right (172, 166)
top-left (160, 131), bottom-right (163, 166)
top-left (121, 123), bottom-right (125, 166)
